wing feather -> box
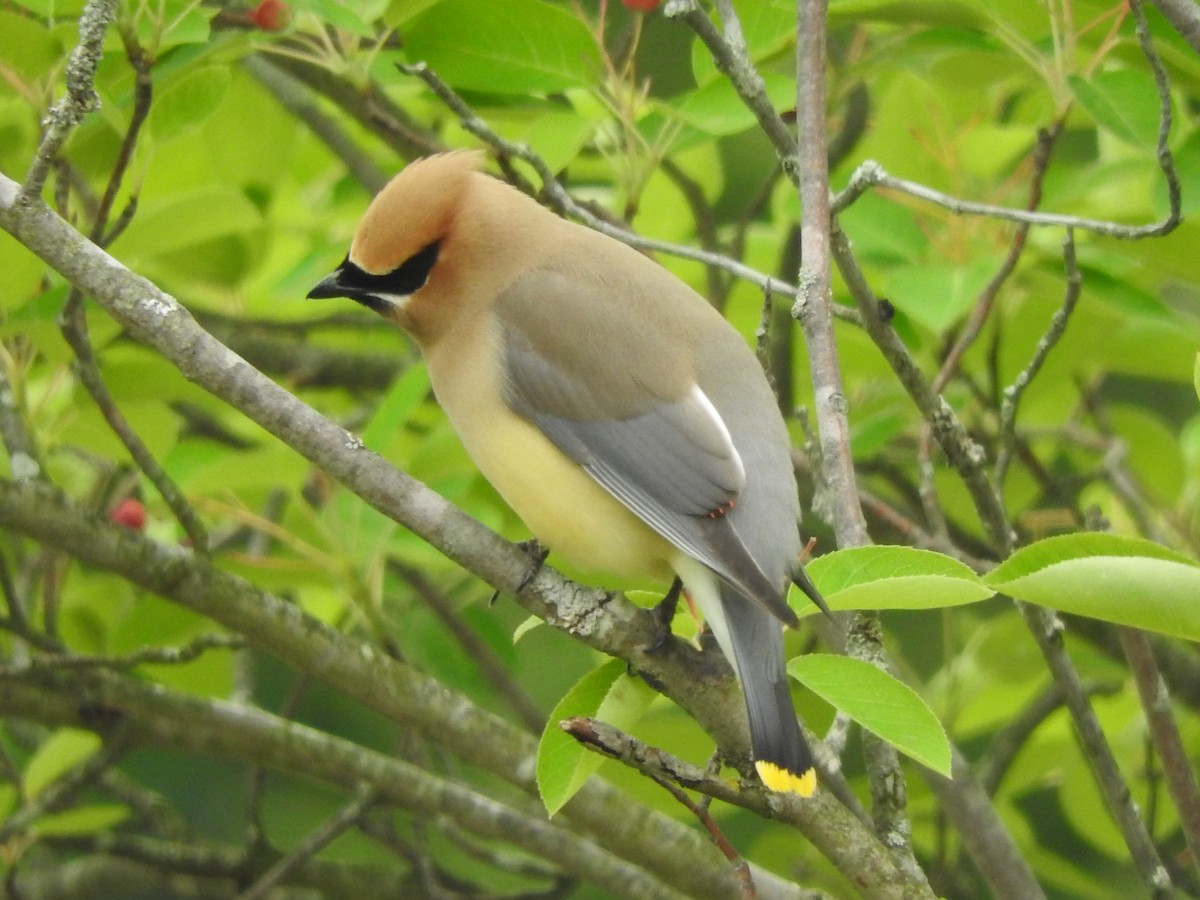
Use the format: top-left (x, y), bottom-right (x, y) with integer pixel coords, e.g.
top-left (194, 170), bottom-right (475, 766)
top-left (496, 271), bottom-right (797, 625)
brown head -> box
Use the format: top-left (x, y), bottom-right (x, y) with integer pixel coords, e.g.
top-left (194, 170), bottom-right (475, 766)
top-left (308, 151), bottom-right (533, 342)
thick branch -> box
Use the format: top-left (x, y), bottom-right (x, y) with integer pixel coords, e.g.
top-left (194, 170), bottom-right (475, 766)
top-left (0, 474), bottom-right (759, 900)
top-left (0, 669), bottom-right (686, 900)
top-left (1150, 0), bottom-right (1200, 54)
top-left (921, 748), bottom-right (1046, 900)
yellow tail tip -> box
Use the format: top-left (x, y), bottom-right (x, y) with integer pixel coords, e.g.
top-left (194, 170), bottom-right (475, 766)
top-left (756, 761), bottom-right (816, 797)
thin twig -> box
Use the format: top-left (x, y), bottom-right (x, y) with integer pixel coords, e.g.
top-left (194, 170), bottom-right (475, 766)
top-left (0, 727), bottom-right (132, 844)
top-left (1130, 0), bottom-right (1182, 232)
top-left (831, 228), bottom-right (1014, 549)
top-left (1119, 628), bottom-right (1200, 884)
top-left (976, 680), bottom-right (1121, 795)
top-left (664, 0), bottom-right (798, 168)
top-left (59, 326), bottom-right (212, 553)
top-left (0, 356), bottom-right (43, 484)
top-left (833, 148), bottom-right (1174, 239)
top-left (659, 157), bottom-right (728, 305)
top-left (0, 533), bottom-right (30, 639)
top-left (237, 784), bottom-right (377, 900)
top-left (995, 231), bottom-right (1082, 491)
top-left (932, 122), bottom-right (1064, 393)
top-left (645, 760), bottom-right (761, 900)
top-left (437, 818), bottom-right (566, 883)
top-left (54, 33), bottom-right (210, 555)
top-left (1017, 600), bottom-right (1173, 897)
top-left (242, 55), bottom-right (387, 194)
top-left (564, 714), bottom-right (771, 804)
top-left (0, 634), bottom-right (244, 677)
top-left (921, 746), bottom-right (1048, 900)
top-left (914, 437), bottom-right (953, 553)
top-left (20, 0), bottom-right (117, 203)
top-left (96, 769), bottom-right (194, 842)
top-left (254, 51), bottom-right (443, 160)
top-left (388, 558), bottom-right (545, 733)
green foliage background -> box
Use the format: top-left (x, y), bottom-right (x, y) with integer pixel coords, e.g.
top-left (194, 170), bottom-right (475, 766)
top-left (1, 0), bottom-right (1199, 898)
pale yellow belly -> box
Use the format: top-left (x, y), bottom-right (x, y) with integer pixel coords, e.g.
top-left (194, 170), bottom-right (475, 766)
top-left (463, 403), bottom-right (673, 580)
top-left (426, 322), bottom-right (674, 582)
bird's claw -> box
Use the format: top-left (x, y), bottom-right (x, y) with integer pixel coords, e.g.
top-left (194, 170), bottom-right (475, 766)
top-left (646, 577), bottom-right (683, 652)
top-left (490, 539), bottom-right (550, 605)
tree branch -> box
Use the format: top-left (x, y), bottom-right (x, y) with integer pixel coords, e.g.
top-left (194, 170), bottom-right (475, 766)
top-left (1119, 628), bottom-right (1200, 885)
top-left (0, 669), bottom-right (686, 900)
top-left (20, 0), bottom-right (117, 203)
top-left (1150, 0), bottom-right (1200, 54)
top-left (995, 230), bottom-right (1083, 491)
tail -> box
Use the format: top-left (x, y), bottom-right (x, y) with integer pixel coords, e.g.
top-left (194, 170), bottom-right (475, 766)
top-left (722, 584), bottom-right (816, 796)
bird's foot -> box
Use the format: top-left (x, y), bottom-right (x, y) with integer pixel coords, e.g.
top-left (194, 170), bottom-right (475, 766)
top-left (646, 577), bottom-right (683, 652)
top-left (489, 539), bottom-right (550, 605)
top-left (516, 538), bottom-right (550, 592)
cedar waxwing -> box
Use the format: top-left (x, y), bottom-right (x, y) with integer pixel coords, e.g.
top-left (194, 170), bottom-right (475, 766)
top-left (309, 152), bottom-right (825, 796)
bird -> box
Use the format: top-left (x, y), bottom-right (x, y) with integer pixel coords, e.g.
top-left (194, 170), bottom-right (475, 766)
top-left (308, 151), bottom-right (826, 796)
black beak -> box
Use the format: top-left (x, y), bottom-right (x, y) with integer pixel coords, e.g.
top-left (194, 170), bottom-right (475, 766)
top-left (307, 262), bottom-right (353, 300)
top-left (308, 243), bottom-right (439, 315)
top-left (307, 258), bottom-right (394, 315)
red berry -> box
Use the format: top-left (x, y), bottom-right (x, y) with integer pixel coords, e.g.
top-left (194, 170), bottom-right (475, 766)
top-left (250, 0), bottom-right (290, 31)
top-left (110, 498), bottom-right (146, 531)
top-left (621, 0), bottom-right (662, 11)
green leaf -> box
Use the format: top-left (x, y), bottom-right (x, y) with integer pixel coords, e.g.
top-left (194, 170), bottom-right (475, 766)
top-left (0, 784), bottom-right (16, 821)
top-left (405, 0), bottom-right (601, 94)
top-left (0, 10), bottom-right (62, 80)
top-left (1068, 71), bottom-right (1162, 149)
top-left (837, 192), bottom-right (929, 264)
top-left (884, 258), bottom-right (999, 333)
top-left (113, 188), bottom-right (263, 260)
top-left (791, 546), bottom-right (993, 615)
top-left (160, 4), bottom-right (213, 47)
top-left (985, 534), bottom-right (1200, 641)
top-left (359, 365), bottom-right (431, 450)
top-left (537, 658), bottom-right (655, 816)
top-left (32, 804), bottom-right (130, 837)
top-left (384, 0), bottom-right (443, 28)
top-left (1078, 266), bottom-right (1173, 319)
top-left (827, 0), bottom-right (988, 29)
top-left (674, 72), bottom-right (795, 137)
top-left (24, 729), bottom-right (102, 799)
top-left (290, 0), bottom-right (374, 35)
top-left (148, 66), bottom-right (231, 142)
top-left (1194, 352), bottom-right (1200, 404)
top-left (788, 654), bottom-right (951, 776)
top-left (850, 407), bottom-right (908, 458)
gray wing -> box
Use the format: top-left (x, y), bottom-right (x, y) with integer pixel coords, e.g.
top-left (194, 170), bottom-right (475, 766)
top-left (496, 271), bottom-right (797, 626)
